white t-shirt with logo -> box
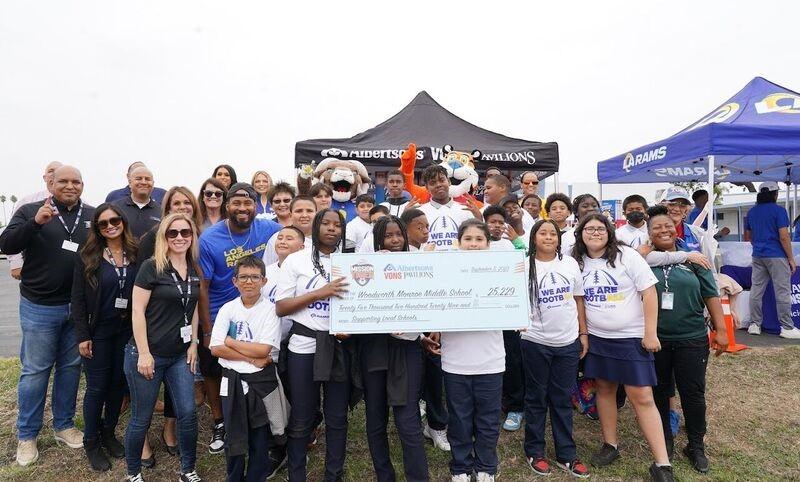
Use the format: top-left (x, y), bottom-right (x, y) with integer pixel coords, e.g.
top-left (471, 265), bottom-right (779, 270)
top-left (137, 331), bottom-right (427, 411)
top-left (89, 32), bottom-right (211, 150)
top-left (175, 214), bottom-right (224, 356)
top-left (580, 245), bottom-right (658, 339)
top-left (346, 217), bottom-right (372, 251)
top-left (419, 200), bottom-right (474, 251)
top-left (522, 256), bottom-right (584, 347)
top-left (275, 249), bottom-right (332, 354)
top-left (380, 201), bottom-right (410, 218)
top-left (615, 223), bottom-right (649, 249)
top-left (210, 296), bottom-right (282, 373)
top-left (441, 330), bottom-right (505, 375)
top-left (262, 262), bottom-right (293, 341)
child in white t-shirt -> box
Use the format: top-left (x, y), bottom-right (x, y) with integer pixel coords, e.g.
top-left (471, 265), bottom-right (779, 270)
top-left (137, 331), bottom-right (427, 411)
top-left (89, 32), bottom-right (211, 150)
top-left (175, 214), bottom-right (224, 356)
top-left (209, 255), bottom-right (285, 482)
top-left (345, 194), bottom-right (374, 252)
top-left (425, 219), bottom-right (505, 481)
top-left (520, 219), bottom-right (590, 478)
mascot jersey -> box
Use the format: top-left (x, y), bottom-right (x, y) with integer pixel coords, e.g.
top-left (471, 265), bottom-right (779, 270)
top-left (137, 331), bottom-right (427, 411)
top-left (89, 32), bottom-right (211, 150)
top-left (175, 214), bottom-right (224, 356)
top-left (331, 199), bottom-right (358, 222)
top-left (419, 200), bottom-right (474, 251)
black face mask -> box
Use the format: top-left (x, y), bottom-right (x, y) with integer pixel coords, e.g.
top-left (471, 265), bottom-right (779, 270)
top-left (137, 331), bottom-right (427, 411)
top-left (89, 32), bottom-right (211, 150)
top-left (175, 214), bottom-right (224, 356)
top-left (626, 211), bottom-right (645, 225)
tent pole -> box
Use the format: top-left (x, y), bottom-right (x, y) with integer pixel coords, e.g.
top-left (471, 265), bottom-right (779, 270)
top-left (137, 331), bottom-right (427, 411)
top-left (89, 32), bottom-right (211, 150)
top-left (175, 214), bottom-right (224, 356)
top-left (737, 206), bottom-right (742, 241)
top-left (794, 184), bottom-right (798, 222)
top-left (554, 173), bottom-right (560, 194)
top-left (707, 155), bottom-right (715, 234)
top-left (786, 183), bottom-right (791, 214)
top-left (599, 183), bottom-right (604, 202)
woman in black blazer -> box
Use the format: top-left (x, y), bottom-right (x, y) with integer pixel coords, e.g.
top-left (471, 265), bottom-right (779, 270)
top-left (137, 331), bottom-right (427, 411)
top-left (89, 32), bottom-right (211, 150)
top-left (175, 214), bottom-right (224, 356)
top-left (72, 203), bottom-right (139, 471)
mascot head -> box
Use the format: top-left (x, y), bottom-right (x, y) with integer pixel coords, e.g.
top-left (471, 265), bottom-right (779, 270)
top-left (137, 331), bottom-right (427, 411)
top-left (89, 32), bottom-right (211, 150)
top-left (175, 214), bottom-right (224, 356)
top-left (314, 157), bottom-right (371, 203)
top-left (441, 145), bottom-right (481, 199)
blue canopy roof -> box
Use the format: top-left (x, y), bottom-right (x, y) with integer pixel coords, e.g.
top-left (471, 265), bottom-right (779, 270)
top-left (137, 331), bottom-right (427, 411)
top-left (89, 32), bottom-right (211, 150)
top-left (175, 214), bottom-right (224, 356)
top-left (597, 77), bottom-right (800, 184)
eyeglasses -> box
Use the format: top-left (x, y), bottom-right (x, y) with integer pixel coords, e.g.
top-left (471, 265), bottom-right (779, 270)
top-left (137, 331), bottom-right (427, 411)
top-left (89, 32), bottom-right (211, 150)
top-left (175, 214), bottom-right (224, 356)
top-left (166, 228), bottom-right (193, 239)
top-left (203, 190), bottom-right (224, 199)
top-left (97, 216), bottom-right (123, 230)
top-left (583, 226), bottom-right (608, 235)
top-left (235, 274), bottom-right (264, 283)
top-left (666, 201), bottom-right (689, 209)
top-left (271, 198), bottom-right (292, 204)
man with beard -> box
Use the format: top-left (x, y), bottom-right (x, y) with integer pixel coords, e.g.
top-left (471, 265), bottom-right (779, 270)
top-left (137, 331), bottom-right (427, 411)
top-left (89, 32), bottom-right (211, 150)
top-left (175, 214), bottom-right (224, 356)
top-left (198, 183), bottom-right (282, 456)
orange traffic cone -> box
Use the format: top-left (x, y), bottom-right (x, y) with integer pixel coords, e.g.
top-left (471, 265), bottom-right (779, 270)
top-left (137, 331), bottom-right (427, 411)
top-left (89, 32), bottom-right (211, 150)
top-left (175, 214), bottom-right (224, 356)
top-left (709, 295), bottom-right (748, 353)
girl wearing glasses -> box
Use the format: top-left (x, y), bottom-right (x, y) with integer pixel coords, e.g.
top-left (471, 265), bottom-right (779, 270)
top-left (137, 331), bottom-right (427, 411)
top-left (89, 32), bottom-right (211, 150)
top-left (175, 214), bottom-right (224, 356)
top-left (125, 213), bottom-right (203, 482)
top-left (572, 214), bottom-right (673, 482)
top-left (72, 204), bottom-right (138, 472)
top-left (197, 178), bottom-right (228, 228)
top-left (275, 209), bottom-right (351, 481)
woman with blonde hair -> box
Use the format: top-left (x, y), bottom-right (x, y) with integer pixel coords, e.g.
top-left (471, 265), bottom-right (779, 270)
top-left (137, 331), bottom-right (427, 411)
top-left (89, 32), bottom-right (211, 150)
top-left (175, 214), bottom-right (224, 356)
top-left (251, 170), bottom-right (275, 219)
top-left (124, 213), bottom-right (203, 482)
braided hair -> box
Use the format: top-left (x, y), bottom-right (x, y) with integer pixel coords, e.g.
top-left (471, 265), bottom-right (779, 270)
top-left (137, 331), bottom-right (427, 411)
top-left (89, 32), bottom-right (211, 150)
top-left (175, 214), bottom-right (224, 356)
top-left (527, 219), bottom-right (563, 325)
top-left (373, 215), bottom-right (410, 252)
top-left (310, 208), bottom-right (346, 281)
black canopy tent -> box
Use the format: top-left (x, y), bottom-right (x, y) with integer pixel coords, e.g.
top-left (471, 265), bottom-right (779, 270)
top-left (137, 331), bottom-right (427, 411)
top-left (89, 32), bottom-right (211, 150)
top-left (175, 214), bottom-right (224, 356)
top-left (295, 91), bottom-right (559, 183)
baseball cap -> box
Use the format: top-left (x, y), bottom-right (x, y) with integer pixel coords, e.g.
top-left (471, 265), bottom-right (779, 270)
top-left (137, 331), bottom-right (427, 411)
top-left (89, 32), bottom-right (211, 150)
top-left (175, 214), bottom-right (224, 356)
top-left (759, 181), bottom-right (780, 192)
top-left (227, 182), bottom-right (258, 201)
top-left (664, 186), bottom-right (691, 203)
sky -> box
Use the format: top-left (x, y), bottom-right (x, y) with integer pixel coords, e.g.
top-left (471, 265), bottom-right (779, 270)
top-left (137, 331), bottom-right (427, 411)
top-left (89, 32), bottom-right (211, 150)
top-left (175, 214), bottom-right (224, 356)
top-left (1, 0), bottom-right (797, 217)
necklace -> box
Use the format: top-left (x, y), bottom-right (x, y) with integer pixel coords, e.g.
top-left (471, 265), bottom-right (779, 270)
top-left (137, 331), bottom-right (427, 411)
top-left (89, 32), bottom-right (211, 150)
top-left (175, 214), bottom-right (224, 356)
top-left (226, 220), bottom-right (252, 250)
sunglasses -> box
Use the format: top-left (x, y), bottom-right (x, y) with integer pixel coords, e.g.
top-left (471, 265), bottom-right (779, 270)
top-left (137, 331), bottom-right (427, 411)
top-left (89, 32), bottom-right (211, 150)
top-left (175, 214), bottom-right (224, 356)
top-left (203, 190), bottom-right (224, 199)
top-left (97, 216), bottom-right (123, 230)
top-left (271, 198), bottom-right (292, 204)
top-left (166, 228), bottom-right (193, 239)
top-left (522, 180), bottom-right (539, 186)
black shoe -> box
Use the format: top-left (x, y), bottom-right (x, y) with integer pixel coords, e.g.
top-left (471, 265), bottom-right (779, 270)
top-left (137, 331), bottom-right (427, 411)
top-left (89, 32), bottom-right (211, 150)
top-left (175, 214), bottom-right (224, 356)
top-left (267, 446), bottom-right (287, 479)
top-left (208, 422), bottom-right (225, 454)
top-left (141, 454), bottom-right (156, 469)
top-left (179, 470), bottom-right (203, 481)
top-left (649, 463), bottom-right (675, 482)
top-left (590, 442), bottom-right (620, 467)
top-left (100, 427), bottom-right (125, 459)
top-left (85, 441), bottom-right (111, 472)
top-left (161, 431), bottom-right (179, 456)
top-left (683, 445), bottom-right (710, 473)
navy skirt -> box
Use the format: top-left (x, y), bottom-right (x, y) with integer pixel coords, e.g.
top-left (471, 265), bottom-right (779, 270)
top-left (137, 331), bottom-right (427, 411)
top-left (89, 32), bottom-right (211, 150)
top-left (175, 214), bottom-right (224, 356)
top-left (583, 335), bottom-right (657, 387)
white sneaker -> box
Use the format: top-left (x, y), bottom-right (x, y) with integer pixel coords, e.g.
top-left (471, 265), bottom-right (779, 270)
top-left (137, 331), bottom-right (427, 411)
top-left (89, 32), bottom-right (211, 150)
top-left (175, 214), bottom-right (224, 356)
top-left (423, 423), bottom-right (451, 451)
top-left (16, 439), bottom-right (39, 466)
top-left (127, 474), bottom-right (145, 482)
top-left (54, 427), bottom-right (84, 448)
top-left (780, 327), bottom-right (800, 339)
top-left (747, 323), bottom-right (761, 335)
top-left (451, 474), bottom-right (470, 482)
top-left (476, 472), bottom-right (496, 482)
top-left (419, 399), bottom-right (427, 420)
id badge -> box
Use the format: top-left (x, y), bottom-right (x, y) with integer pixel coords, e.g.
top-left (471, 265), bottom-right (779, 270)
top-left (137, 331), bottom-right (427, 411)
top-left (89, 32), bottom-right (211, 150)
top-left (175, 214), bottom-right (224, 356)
top-left (62, 240), bottom-right (79, 252)
top-left (661, 292), bottom-right (674, 310)
top-left (114, 297), bottom-right (128, 309)
top-left (180, 325), bottom-right (192, 343)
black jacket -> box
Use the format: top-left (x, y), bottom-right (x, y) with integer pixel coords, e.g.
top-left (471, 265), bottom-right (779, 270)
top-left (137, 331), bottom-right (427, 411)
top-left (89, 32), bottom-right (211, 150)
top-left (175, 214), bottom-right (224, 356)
top-left (71, 255), bottom-right (134, 343)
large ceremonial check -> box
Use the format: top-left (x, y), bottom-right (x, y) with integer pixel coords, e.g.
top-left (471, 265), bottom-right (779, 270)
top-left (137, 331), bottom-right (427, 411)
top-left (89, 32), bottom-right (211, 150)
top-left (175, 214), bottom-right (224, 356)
top-left (330, 250), bottom-right (529, 333)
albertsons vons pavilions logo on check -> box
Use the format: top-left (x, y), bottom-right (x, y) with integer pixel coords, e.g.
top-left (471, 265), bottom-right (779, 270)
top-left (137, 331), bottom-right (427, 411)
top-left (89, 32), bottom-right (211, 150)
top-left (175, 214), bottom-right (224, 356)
top-left (383, 263), bottom-right (434, 280)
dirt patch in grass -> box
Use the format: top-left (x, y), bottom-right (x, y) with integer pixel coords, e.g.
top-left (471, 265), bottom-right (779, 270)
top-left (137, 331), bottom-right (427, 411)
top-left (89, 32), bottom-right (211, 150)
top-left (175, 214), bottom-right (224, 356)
top-left (0, 346), bottom-right (798, 481)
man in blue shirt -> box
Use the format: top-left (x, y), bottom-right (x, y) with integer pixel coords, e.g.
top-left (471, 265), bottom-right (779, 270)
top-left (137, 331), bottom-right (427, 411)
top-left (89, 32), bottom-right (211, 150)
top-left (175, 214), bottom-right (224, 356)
top-left (687, 189), bottom-right (709, 230)
top-left (744, 181), bottom-right (800, 339)
top-left (198, 182), bottom-right (282, 453)
top-left (105, 162), bottom-right (167, 205)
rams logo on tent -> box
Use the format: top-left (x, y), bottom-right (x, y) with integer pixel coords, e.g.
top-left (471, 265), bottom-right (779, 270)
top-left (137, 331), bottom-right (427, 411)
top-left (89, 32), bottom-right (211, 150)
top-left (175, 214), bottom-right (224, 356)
top-left (622, 146), bottom-right (667, 172)
top-left (755, 93), bottom-right (800, 114)
top-left (686, 102), bottom-right (740, 131)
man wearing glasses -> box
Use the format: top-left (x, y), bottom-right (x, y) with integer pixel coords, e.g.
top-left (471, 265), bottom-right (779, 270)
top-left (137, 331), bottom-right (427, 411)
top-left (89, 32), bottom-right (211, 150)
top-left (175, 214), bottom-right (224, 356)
top-left (520, 171), bottom-right (540, 197)
top-left (198, 183), bottom-right (282, 456)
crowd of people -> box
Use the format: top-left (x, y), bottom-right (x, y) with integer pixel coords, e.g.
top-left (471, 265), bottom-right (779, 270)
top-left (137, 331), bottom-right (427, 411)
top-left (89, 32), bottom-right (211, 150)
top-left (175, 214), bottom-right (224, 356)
top-left (1, 159), bottom-right (797, 482)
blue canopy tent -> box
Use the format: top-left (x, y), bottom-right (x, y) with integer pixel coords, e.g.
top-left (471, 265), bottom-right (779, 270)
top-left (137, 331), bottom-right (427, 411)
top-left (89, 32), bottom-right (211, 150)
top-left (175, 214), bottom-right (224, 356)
top-left (596, 77), bottom-right (800, 228)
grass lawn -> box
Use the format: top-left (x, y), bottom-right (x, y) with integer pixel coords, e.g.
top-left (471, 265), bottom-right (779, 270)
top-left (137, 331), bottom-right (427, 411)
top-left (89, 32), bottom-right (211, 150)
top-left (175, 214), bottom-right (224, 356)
top-left (0, 346), bottom-right (798, 481)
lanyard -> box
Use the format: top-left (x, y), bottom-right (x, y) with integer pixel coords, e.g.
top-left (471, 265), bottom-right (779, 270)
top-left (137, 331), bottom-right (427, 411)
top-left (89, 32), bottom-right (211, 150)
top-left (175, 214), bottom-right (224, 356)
top-left (53, 200), bottom-right (83, 241)
top-left (170, 269), bottom-right (192, 325)
top-left (104, 247), bottom-right (128, 293)
top-left (662, 264), bottom-right (675, 292)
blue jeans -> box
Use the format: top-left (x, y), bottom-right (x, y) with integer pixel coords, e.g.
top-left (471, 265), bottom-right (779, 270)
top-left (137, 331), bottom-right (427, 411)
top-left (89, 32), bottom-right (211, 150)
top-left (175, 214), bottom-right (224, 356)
top-left (226, 424), bottom-right (272, 482)
top-left (443, 371), bottom-right (503, 476)
top-left (123, 344), bottom-right (197, 475)
top-left (422, 352), bottom-right (448, 430)
top-left (17, 297), bottom-right (81, 440)
top-left (82, 329), bottom-right (129, 443)
top-left (521, 339), bottom-right (581, 463)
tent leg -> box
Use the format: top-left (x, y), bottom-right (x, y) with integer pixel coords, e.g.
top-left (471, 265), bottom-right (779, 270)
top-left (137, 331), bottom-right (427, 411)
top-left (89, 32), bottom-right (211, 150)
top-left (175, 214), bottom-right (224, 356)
top-left (599, 183), bottom-right (604, 202)
top-left (554, 173), bottom-right (560, 194)
top-left (794, 184), bottom-right (798, 222)
top-left (707, 155), bottom-right (715, 234)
